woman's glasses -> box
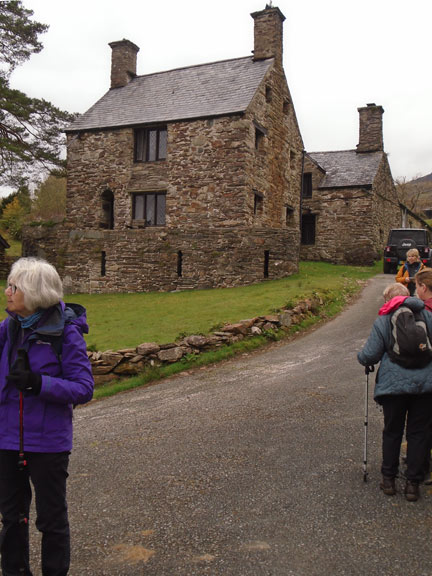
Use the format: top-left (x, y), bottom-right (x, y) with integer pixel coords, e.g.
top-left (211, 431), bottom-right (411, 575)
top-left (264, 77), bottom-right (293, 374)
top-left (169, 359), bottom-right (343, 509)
top-left (6, 284), bottom-right (18, 294)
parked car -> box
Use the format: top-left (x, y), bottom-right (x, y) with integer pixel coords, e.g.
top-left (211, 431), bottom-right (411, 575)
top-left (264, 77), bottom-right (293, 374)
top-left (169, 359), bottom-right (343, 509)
top-left (383, 228), bottom-right (432, 274)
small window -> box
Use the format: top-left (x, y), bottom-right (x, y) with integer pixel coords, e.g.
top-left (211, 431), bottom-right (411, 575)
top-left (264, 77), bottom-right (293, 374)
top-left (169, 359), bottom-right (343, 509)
top-left (100, 189), bottom-right (114, 229)
top-left (135, 126), bottom-right (167, 162)
top-left (177, 251), bottom-right (183, 277)
top-left (283, 99), bottom-right (290, 114)
top-left (301, 214), bottom-right (316, 245)
top-left (254, 122), bottom-right (266, 151)
top-left (285, 205), bottom-right (294, 226)
top-left (264, 250), bottom-right (270, 278)
top-left (253, 190), bottom-right (263, 216)
top-left (265, 85), bottom-right (272, 103)
top-left (302, 173), bottom-right (313, 198)
top-left (101, 251), bottom-right (106, 276)
top-left (255, 128), bottom-right (264, 150)
top-left (133, 192), bottom-right (166, 226)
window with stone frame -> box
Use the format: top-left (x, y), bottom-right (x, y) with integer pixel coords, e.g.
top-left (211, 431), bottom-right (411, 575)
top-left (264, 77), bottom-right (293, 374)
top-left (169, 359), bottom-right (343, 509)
top-left (132, 192), bottom-right (166, 226)
top-left (254, 121), bottom-right (266, 150)
top-left (253, 190), bottom-right (263, 216)
top-left (100, 189), bottom-right (114, 229)
top-left (265, 85), bottom-right (272, 103)
top-left (285, 205), bottom-right (294, 226)
top-left (134, 126), bottom-right (167, 162)
top-left (302, 172), bottom-right (313, 198)
top-left (301, 213), bottom-right (316, 245)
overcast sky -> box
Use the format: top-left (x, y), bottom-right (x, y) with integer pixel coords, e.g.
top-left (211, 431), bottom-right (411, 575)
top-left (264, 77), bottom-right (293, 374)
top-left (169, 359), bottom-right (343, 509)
top-left (10, 0), bottom-right (432, 182)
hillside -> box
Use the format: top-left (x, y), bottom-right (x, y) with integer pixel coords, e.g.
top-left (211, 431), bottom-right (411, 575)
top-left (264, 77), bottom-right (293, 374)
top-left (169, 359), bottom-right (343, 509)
top-left (411, 172), bottom-right (432, 184)
top-left (397, 174), bottom-right (432, 214)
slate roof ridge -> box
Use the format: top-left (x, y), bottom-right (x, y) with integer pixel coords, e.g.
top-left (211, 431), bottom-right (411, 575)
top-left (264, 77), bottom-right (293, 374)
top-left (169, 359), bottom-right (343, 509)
top-left (309, 148), bottom-right (365, 155)
top-left (130, 54), bottom-right (264, 81)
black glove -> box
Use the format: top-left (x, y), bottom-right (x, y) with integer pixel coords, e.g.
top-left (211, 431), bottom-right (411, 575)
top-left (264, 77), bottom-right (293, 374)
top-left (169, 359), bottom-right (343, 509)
top-left (365, 365), bottom-right (375, 375)
top-left (7, 369), bottom-right (42, 396)
top-left (7, 349), bottom-right (42, 396)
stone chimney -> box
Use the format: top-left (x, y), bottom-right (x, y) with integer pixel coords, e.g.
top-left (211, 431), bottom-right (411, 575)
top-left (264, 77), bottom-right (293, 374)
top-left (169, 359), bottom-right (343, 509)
top-left (356, 103), bottom-right (384, 153)
top-left (251, 5), bottom-right (285, 67)
top-left (109, 39), bottom-right (140, 89)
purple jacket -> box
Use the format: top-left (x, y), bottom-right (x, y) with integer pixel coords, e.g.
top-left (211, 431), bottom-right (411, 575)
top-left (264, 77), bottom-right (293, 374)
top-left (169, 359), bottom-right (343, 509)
top-left (0, 301), bottom-right (94, 453)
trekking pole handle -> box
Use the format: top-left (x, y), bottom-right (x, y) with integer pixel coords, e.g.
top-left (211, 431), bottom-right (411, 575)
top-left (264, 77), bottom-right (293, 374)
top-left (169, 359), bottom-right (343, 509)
top-left (364, 365), bottom-right (375, 375)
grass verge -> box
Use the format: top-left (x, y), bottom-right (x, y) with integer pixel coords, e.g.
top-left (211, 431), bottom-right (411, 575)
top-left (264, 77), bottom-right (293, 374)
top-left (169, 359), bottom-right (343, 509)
top-left (92, 263), bottom-right (379, 400)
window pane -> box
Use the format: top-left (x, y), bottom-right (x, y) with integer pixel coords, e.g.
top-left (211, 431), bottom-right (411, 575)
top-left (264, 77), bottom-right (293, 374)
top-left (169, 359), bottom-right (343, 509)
top-left (158, 129), bottom-right (167, 160)
top-left (302, 173), bottom-right (312, 197)
top-left (148, 130), bottom-right (157, 161)
top-left (146, 194), bottom-right (155, 225)
top-left (135, 130), bottom-right (145, 161)
top-left (156, 194), bottom-right (166, 225)
top-left (134, 195), bottom-right (144, 219)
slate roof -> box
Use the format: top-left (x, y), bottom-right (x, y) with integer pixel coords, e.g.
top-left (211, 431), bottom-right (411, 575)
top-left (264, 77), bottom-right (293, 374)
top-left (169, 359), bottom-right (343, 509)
top-left (66, 56), bottom-right (273, 132)
top-left (307, 150), bottom-right (384, 188)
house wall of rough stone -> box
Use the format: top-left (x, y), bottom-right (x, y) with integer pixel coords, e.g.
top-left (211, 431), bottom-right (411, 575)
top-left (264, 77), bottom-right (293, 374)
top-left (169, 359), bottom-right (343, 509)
top-left (22, 224), bottom-right (299, 293)
top-left (368, 156), bottom-right (401, 256)
top-left (300, 156), bottom-right (400, 265)
top-left (245, 65), bottom-right (303, 231)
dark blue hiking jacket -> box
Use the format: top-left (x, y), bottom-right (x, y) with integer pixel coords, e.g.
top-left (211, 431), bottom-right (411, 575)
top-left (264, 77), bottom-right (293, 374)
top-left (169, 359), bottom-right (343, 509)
top-left (358, 297), bottom-right (432, 400)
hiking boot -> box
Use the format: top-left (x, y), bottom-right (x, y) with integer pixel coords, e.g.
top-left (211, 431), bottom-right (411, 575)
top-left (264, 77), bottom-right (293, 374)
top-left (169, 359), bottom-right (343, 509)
top-left (380, 476), bottom-right (396, 496)
top-left (404, 480), bottom-right (420, 502)
top-left (424, 473), bottom-right (432, 486)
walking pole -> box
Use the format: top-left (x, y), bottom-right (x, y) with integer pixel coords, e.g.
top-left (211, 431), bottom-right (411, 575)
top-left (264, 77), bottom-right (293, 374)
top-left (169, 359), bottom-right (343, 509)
top-left (363, 365), bottom-right (374, 482)
top-left (16, 349), bottom-right (29, 574)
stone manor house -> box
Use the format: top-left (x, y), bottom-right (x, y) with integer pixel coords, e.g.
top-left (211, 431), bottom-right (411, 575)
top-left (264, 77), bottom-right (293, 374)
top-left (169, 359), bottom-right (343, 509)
top-left (24, 6), bottom-right (304, 293)
top-left (23, 5), bottom-right (400, 292)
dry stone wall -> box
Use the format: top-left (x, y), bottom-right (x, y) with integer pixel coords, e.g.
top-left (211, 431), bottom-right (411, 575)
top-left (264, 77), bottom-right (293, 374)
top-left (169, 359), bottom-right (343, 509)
top-left (88, 296), bottom-right (320, 385)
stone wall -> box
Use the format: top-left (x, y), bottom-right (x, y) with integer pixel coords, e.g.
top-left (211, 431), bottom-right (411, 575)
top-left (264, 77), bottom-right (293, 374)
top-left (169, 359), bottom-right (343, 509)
top-left (23, 224), bottom-right (299, 293)
top-left (88, 295), bottom-right (320, 385)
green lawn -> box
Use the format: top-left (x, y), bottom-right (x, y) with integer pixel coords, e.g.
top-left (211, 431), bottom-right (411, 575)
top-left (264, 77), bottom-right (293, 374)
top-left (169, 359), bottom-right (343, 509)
top-left (0, 261), bottom-right (381, 351)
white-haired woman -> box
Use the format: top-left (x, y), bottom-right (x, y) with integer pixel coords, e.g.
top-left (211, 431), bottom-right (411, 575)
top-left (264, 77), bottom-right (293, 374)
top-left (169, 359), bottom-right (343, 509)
top-left (0, 257), bottom-right (94, 575)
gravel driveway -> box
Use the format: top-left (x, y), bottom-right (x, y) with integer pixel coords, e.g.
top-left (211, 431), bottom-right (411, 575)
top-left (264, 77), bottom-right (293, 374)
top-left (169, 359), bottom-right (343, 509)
top-left (28, 274), bottom-right (432, 575)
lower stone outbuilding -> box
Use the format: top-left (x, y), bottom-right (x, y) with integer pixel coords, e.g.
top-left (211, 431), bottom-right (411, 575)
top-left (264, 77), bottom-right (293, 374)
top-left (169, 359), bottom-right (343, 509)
top-left (300, 104), bottom-right (401, 266)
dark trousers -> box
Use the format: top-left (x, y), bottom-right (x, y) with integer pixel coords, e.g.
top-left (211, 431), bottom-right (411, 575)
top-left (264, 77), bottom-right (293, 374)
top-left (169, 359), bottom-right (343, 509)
top-left (380, 394), bottom-right (432, 482)
top-left (0, 450), bottom-right (70, 576)
top-left (424, 417), bottom-right (432, 475)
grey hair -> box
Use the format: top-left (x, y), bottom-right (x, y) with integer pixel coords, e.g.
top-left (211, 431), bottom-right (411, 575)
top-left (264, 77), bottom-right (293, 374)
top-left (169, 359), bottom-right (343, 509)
top-left (383, 282), bottom-right (409, 302)
top-left (8, 257), bottom-right (63, 311)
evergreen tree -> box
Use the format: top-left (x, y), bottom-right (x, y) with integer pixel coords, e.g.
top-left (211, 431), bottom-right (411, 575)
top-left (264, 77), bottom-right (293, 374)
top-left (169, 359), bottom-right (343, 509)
top-left (0, 1), bottom-right (76, 187)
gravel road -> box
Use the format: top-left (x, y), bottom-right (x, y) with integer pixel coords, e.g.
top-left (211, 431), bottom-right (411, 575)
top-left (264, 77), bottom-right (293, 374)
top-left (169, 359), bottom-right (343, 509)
top-left (28, 274), bottom-right (432, 575)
